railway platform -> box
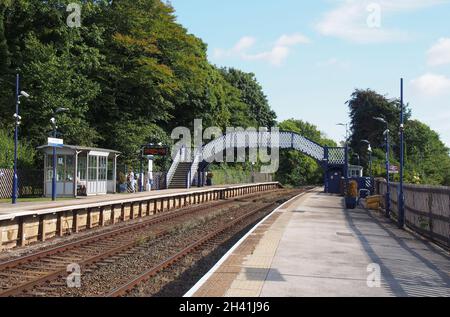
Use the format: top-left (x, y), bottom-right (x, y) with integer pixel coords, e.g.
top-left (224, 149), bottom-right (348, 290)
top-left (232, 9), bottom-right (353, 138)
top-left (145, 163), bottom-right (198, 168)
top-left (185, 188), bottom-right (450, 297)
top-left (0, 182), bottom-right (280, 250)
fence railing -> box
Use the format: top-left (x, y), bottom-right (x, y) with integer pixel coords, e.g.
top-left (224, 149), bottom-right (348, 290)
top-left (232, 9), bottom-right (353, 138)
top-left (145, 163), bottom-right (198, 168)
top-left (374, 179), bottom-right (450, 249)
top-left (0, 168), bottom-right (44, 199)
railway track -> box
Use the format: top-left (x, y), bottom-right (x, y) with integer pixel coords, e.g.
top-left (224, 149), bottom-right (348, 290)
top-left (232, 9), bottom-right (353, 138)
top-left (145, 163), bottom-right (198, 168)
top-left (0, 188), bottom-right (296, 297)
top-left (106, 201), bottom-right (281, 297)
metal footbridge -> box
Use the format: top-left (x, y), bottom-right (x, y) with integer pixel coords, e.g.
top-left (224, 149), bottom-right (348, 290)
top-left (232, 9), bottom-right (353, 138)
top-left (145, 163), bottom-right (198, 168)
top-left (167, 131), bottom-right (347, 193)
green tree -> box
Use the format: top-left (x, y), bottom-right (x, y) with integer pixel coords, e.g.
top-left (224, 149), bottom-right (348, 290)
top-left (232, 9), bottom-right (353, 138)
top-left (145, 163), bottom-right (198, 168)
top-left (0, 128), bottom-right (35, 169)
top-left (0, 0), bottom-right (279, 172)
top-left (347, 89), bottom-right (450, 185)
top-left (220, 68), bottom-right (277, 128)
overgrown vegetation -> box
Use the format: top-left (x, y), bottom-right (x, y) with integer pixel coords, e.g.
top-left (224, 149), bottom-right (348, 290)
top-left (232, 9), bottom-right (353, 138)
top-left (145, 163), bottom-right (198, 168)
top-left (0, 128), bottom-right (35, 168)
top-left (0, 0), bottom-right (276, 166)
top-left (347, 89), bottom-right (450, 186)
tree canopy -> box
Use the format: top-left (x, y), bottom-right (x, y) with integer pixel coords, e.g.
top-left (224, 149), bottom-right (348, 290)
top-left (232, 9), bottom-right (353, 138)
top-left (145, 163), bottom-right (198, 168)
top-left (347, 89), bottom-right (450, 186)
top-left (0, 0), bottom-right (276, 165)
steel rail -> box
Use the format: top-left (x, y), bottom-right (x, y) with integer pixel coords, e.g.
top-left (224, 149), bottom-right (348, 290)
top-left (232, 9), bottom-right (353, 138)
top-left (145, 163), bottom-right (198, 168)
top-left (106, 201), bottom-right (281, 297)
top-left (0, 189), bottom-right (278, 271)
top-left (0, 190), bottom-right (282, 296)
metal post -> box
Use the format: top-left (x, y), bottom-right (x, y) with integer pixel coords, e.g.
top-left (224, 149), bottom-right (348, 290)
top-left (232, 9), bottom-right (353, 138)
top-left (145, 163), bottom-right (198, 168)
top-left (52, 125), bottom-right (57, 201)
top-left (139, 148), bottom-right (143, 192)
top-left (385, 127), bottom-right (391, 218)
top-left (324, 146), bottom-right (329, 193)
top-left (344, 143), bottom-right (349, 190)
top-left (12, 74), bottom-right (19, 204)
top-left (398, 78), bottom-right (405, 228)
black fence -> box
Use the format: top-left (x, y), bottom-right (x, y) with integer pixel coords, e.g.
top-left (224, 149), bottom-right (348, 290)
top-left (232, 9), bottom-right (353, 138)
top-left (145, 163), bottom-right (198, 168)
top-left (0, 168), bottom-right (44, 199)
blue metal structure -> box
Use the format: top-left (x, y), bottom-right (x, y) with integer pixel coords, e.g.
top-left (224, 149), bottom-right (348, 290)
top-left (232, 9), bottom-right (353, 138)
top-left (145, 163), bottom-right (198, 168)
top-left (167, 131), bottom-right (347, 193)
top-left (398, 78), bottom-right (405, 228)
top-left (12, 74), bottom-right (19, 204)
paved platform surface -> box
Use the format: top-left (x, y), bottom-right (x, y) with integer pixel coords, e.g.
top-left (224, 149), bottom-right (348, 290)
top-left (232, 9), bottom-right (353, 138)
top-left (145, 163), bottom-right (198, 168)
top-left (186, 188), bottom-right (450, 297)
top-left (0, 183), bottom-right (270, 219)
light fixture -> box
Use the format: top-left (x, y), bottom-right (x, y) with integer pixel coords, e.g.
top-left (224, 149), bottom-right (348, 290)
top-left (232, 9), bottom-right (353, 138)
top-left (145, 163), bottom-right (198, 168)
top-left (373, 117), bottom-right (387, 124)
top-left (20, 91), bottom-right (30, 98)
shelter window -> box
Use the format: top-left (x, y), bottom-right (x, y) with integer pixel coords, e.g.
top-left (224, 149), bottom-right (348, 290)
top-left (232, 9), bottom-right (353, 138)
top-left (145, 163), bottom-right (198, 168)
top-left (78, 156), bottom-right (87, 181)
top-left (88, 155), bottom-right (98, 181)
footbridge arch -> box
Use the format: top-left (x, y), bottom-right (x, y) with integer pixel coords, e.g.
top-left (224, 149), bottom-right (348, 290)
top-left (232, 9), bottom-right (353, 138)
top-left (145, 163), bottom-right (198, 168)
top-left (167, 131), bottom-right (347, 193)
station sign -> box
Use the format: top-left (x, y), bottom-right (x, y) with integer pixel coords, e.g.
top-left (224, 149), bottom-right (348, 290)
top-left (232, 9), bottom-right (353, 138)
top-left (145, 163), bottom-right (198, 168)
top-left (48, 137), bottom-right (63, 147)
top-left (143, 146), bottom-right (169, 157)
top-left (389, 165), bottom-right (399, 174)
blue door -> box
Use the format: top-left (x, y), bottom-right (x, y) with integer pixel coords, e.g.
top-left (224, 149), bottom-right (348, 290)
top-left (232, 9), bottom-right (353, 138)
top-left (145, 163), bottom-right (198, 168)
top-left (328, 169), bottom-right (343, 194)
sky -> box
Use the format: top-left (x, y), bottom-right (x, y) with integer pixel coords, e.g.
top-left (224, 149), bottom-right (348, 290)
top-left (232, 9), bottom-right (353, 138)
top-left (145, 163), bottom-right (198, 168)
top-left (169, 0), bottom-right (450, 147)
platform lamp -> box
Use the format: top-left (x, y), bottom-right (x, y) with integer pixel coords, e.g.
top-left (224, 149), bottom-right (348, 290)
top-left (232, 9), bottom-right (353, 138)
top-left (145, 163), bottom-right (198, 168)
top-left (398, 78), bottom-right (405, 229)
top-left (50, 107), bottom-right (69, 201)
top-left (337, 123), bottom-right (350, 189)
top-left (360, 140), bottom-right (373, 179)
top-left (373, 117), bottom-right (390, 218)
top-left (12, 73), bottom-right (30, 204)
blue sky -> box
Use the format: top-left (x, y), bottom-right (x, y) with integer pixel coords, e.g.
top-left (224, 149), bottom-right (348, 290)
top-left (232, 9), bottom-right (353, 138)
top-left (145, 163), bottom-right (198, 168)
top-left (170, 0), bottom-right (450, 146)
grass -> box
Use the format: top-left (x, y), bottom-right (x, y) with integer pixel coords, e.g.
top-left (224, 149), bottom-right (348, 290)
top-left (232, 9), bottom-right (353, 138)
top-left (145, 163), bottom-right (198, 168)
top-left (0, 197), bottom-right (74, 203)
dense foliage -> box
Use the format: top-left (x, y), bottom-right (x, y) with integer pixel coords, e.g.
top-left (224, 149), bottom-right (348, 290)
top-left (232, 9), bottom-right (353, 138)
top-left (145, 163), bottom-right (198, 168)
top-left (0, 127), bottom-right (35, 168)
top-left (0, 0), bottom-right (276, 166)
top-left (347, 89), bottom-right (450, 186)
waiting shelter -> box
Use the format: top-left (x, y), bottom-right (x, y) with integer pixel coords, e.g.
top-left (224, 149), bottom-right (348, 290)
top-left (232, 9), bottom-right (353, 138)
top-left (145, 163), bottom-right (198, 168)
top-left (37, 145), bottom-right (120, 197)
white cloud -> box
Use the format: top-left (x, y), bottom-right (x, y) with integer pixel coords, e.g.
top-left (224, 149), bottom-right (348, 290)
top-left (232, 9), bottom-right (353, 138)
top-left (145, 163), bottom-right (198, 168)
top-left (213, 33), bottom-right (310, 66)
top-left (316, 57), bottom-right (350, 69)
top-left (410, 73), bottom-right (450, 96)
top-left (214, 36), bottom-right (256, 59)
top-left (242, 46), bottom-right (290, 66)
top-left (427, 38), bottom-right (450, 66)
top-left (276, 34), bottom-right (310, 46)
top-left (232, 36), bottom-right (256, 53)
top-left (316, 0), bottom-right (446, 43)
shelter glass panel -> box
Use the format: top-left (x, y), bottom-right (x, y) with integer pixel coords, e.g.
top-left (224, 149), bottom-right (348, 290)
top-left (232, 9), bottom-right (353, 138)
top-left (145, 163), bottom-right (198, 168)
top-left (88, 155), bottom-right (98, 181)
top-left (78, 156), bottom-right (87, 181)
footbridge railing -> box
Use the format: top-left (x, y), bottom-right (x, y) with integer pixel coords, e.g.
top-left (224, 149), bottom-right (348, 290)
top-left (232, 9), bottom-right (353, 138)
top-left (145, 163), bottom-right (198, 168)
top-left (167, 131), bottom-right (346, 190)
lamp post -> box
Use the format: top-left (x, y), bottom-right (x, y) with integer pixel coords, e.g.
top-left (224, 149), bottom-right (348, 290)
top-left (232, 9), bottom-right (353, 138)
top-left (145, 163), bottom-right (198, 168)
top-left (337, 123), bottom-right (350, 185)
top-left (337, 123), bottom-right (349, 142)
top-left (139, 147), bottom-right (144, 193)
top-left (398, 78), bottom-right (405, 229)
top-left (361, 140), bottom-right (373, 178)
top-left (50, 108), bottom-right (68, 201)
top-left (12, 74), bottom-right (30, 204)
top-left (251, 162), bottom-right (255, 183)
top-left (374, 117), bottom-right (390, 218)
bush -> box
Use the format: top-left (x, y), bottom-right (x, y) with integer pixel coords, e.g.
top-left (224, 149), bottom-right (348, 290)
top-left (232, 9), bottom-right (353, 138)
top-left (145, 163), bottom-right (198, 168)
top-left (0, 128), bottom-right (36, 169)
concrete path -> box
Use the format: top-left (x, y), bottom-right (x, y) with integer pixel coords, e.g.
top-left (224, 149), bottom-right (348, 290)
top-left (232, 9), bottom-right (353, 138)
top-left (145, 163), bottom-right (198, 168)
top-left (188, 188), bottom-right (450, 297)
